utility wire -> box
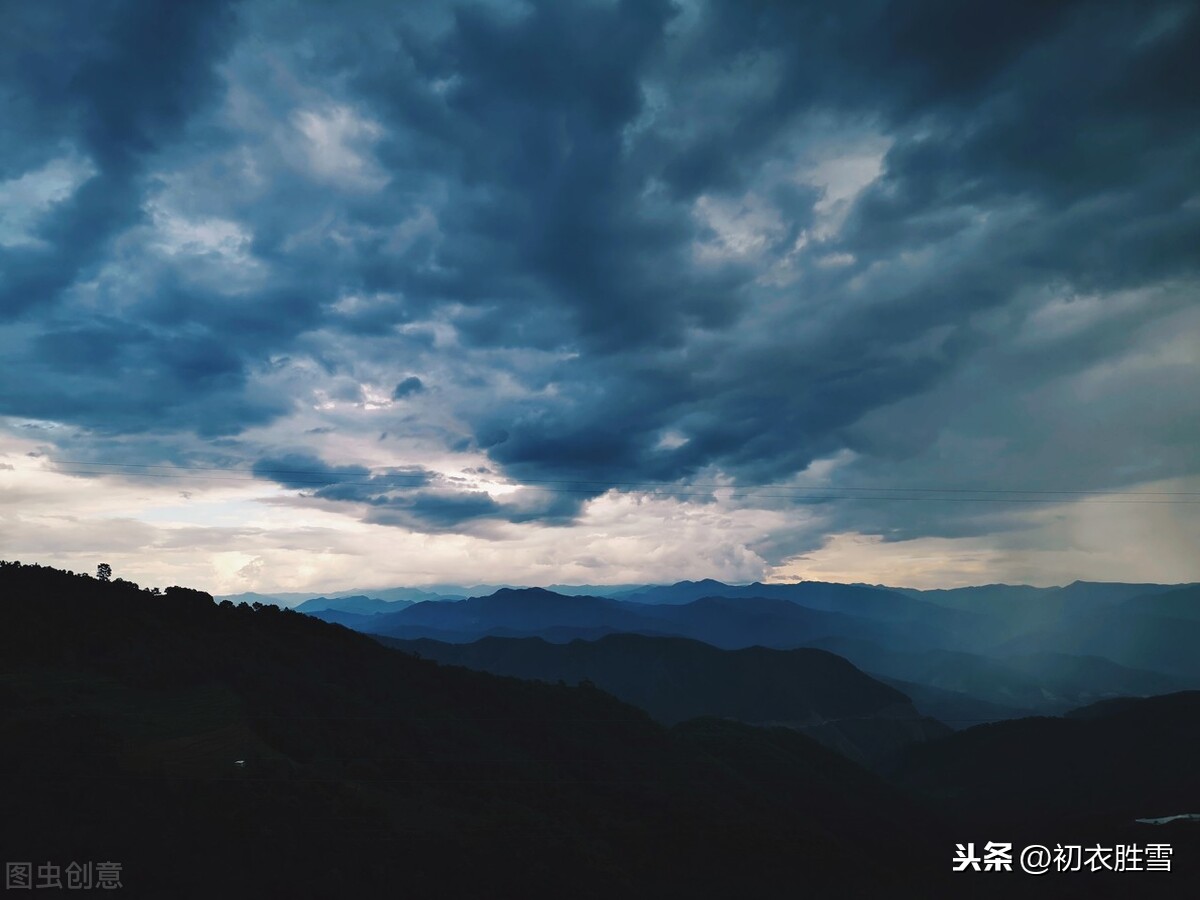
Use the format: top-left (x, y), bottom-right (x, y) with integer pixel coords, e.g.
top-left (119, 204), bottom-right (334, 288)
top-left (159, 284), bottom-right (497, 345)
top-left (43, 459), bottom-right (1200, 495)
top-left (34, 459), bottom-right (1200, 504)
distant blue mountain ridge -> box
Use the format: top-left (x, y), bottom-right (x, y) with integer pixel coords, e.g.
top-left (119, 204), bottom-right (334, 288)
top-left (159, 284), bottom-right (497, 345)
top-left (277, 578), bottom-right (1200, 727)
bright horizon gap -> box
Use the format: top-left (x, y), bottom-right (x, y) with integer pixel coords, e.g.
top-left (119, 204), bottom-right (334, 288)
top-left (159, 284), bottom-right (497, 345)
top-left (4, 554), bottom-right (1195, 601)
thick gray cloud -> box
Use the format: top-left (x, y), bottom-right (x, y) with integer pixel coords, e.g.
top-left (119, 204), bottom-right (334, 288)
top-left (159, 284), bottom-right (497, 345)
top-left (392, 376), bottom-right (424, 399)
top-left (1, 0), bottom-right (239, 316)
top-left (2, 0), bottom-right (1197, 562)
top-left (250, 451), bottom-right (587, 531)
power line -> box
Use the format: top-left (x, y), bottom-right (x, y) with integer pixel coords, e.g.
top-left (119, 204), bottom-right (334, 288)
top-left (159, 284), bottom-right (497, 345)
top-left (34, 460), bottom-right (1200, 504)
top-left (44, 458), bottom-right (1200, 495)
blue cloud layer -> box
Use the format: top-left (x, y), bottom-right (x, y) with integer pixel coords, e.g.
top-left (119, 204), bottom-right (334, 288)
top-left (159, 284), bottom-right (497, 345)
top-left (3, 0), bottom-right (1197, 547)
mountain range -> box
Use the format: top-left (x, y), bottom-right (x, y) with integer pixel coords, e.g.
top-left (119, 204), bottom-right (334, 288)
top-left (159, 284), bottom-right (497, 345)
top-left (5, 562), bottom-right (1199, 897)
top-left (2, 562), bottom-right (935, 897)
top-left (300, 579), bottom-right (1200, 726)
top-left (383, 633), bottom-right (950, 766)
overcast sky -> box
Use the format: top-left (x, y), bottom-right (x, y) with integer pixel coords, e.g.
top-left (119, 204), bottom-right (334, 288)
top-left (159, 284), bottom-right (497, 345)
top-left (2, 0), bottom-right (1198, 593)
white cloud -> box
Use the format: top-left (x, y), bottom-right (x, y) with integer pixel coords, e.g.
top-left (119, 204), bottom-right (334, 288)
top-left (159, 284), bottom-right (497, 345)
top-left (815, 251), bottom-right (856, 268)
top-left (292, 104), bottom-right (388, 190)
top-left (691, 192), bottom-right (787, 263)
top-left (798, 135), bottom-right (890, 240)
top-left (0, 153), bottom-right (96, 247)
top-left (655, 430), bottom-right (689, 450)
top-left (148, 202), bottom-right (255, 260)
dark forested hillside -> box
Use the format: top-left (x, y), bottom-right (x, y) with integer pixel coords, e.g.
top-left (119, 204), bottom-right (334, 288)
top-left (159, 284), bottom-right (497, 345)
top-left (384, 633), bottom-right (949, 765)
top-left (4, 562), bottom-right (1199, 899)
top-left (1, 562), bottom-right (932, 898)
top-left (891, 691), bottom-right (1200, 828)
top-left (805, 637), bottom-right (1191, 717)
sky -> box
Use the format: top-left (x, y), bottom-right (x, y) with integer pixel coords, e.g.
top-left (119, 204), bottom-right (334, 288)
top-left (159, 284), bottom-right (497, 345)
top-left (1, 0), bottom-right (1198, 594)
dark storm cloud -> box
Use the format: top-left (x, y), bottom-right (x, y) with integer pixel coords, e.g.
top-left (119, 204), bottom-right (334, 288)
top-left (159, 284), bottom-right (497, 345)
top-left (252, 453), bottom-right (373, 489)
top-left (456, 0), bottom-right (1199, 505)
top-left (343, 0), bottom-right (745, 352)
top-left (0, 0), bottom-right (292, 442)
top-left (253, 451), bottom-right (586, 530)
top-left (2, 0), bottom-right (1197, 547)
top-left (359, 483), bottom-right (587, 532)
top-left (0, 0), bottom-right (239, 317)
top-left (392, 376), bottom-right (424, 399)
top-left (2, 318), bottom-right (286, 438)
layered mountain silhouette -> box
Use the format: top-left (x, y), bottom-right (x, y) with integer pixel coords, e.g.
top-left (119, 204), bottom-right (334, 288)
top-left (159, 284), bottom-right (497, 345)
top-left (360, 587), bottom-right (962, 652)
top-left (5, 562), bottom-right (1199, 897)
top-left (894, 580), bottom-right (1197, 611)
top-left (293, 594), bottom-right (414, 615)
top-left (993, 607), bottom-right (1200, 679)
top-left (324, 581), bottom-right (1200, 725)
top-left (807, 637), bottom-right (1191, 718)
top-left (383, 633), bottom-right (949, 765)
top-left (891, 690), bottom-right (1200, 829)
top-left (215, 582), bottom-right (648, 609)
top-left (1118, 585), bottom-right (1200, 621)
top-left (615, 579), bottom-right (940, 620)
top-left (1, 562), bottom-right (936, 898)
top-left (219, 586), bottom-right (461, 607)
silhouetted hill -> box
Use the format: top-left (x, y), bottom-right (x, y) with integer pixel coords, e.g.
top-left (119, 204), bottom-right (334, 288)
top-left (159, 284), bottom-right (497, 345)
top-left (890, 583), bottom-right (1052, 612)
top-left (1062, 696), bottom-right (1150, 719)
top-left (1004, 651), bottom-right (1189, 697)
top-left (888, 693), bottom-right (1200, 896)
top-left (620, 579), bottom-right (942, 621)
top-left (808, 637), bottom-right (1190, 715)
top-left (1118, 585), bottom-right (1200, 622)
top-left (215, 589), bottom-right (319, 607)
top-left (293, 594), bottom-right (413, 615)
top-left (996, 610), bottom-right (1200, 680)
top-left (217, 587), bottom-right (461, 608)
top-left (898, 581), bottom-right (1196, 612)
top-left (382, 633), bottom-right (949, 766)
top-left (612, 578), bottom-right (732, 603)
top-left (2, 562), bottom-right (940, 898)
top-left (883, 582), bottom-right (1200, 660)
top-left (289, 581), bottom-right (1200, 689)
top-left (892, 691), bottom-right (1200, 828)
top-left (391, 587), bottom-right (666, 633)
top-left (313, 583), bottom-right (1200, 734)
top-left (545, 583), bottom-right (649, 596)
top-left (886, 581), bottom-right (1200, 654)
top-left (648, 595), bottom-right (893, 648)
top-left (7, 562), bottom-right (1200, 897)
top-left (1056, 580), bottom-right (1197, 605)
top-left (330, 585), bottom-right (464, 603)
top-left (873, 676), bottom-right (1036, 727)
top-left (300, 607), bottom-right (382, 629)
top-left (362, 588), bottom-right (961, 653)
